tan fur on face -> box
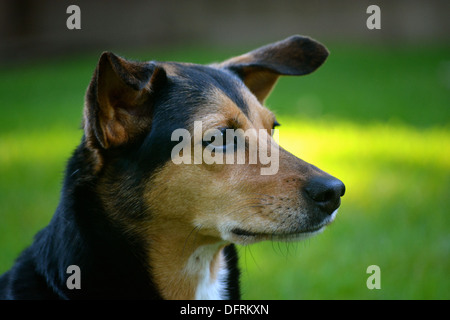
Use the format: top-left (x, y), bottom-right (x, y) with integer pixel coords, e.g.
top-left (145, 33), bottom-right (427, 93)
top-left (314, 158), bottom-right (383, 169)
top-left (141, 85), bottom-right (319, 298)
top-left (81, 36), bottom-right (335, 300)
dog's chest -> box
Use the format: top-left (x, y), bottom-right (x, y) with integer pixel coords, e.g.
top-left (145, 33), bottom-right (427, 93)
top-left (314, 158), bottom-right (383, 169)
top-left (185, 243), bottom-right (229, 300)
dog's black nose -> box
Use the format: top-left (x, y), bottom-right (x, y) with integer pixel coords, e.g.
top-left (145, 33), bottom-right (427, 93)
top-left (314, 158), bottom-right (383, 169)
top-left (304, 176), bottom-right (345, 215)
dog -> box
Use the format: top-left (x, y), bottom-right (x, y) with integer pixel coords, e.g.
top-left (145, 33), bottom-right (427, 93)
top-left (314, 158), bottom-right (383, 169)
top-left (0, 35), bottom-right (345, 299)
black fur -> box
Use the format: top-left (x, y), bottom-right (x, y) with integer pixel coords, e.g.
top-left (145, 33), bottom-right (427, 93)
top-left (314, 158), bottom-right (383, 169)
top-left (0, 61), bottom-right (245, 300)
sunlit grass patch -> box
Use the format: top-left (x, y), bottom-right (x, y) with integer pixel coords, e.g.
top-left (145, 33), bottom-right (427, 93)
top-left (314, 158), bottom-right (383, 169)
top-left (0, 128), bottom-right (82, 167)
top-left (276, 118), bottom-right (450, 207)
top-left (0, 128), bottom-right (82, 271)
top-left (278, 118), bottom-right (450, 170)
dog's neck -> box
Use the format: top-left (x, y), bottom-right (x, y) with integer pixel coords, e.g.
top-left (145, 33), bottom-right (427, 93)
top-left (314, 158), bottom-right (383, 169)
top-left (28, 146), bottom-right (237, 299)
top-left (146, 225), bottom-right (229, 299)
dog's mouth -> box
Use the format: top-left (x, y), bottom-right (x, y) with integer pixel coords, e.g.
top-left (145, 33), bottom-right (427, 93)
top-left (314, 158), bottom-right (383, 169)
top-left (230, 224), bottom-right (326, 243)
top-left (228, 209), bottom-right (338, 244)
top-left (232, 224), bottom-right (323, 236)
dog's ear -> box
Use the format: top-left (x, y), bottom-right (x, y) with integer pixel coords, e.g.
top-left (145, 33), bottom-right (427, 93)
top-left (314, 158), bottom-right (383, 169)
top-left (84, 52), bottom-right (166, 149)
top-left (218, 35), bottom-right (329, 103)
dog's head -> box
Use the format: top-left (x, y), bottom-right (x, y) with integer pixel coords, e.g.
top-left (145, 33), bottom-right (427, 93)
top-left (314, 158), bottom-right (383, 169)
top-left (83, 35), bottom-right (344, 247)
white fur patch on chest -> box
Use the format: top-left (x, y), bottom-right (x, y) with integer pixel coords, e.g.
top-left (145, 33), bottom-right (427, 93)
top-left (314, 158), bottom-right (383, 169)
top-left (185, 243), bottom-right (229, 300)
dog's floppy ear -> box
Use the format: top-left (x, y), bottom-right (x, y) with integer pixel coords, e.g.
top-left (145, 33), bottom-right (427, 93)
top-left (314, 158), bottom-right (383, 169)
top-left (84, 52), bottom-right (166, 149)
top-left (219, 35), bottom-right (329, 103)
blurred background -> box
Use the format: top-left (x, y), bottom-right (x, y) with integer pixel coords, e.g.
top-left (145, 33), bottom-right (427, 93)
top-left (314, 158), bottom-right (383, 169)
top-left (0, 0), bottom-right (449, 299)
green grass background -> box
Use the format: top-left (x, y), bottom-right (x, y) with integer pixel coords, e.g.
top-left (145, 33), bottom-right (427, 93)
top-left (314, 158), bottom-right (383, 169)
top-left (0, 43), bottom-right (449, 299)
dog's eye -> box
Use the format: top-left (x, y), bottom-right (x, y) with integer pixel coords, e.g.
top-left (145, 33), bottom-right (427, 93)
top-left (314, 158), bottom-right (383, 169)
top-left (203, 127), bottom-right (235, 151)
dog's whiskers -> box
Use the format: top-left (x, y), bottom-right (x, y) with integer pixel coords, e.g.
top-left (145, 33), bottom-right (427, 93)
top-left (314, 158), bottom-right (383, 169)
top-left (222, 202), bottom-right (267, 218)
top-left (182, 224), bottom-right (202, 255)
